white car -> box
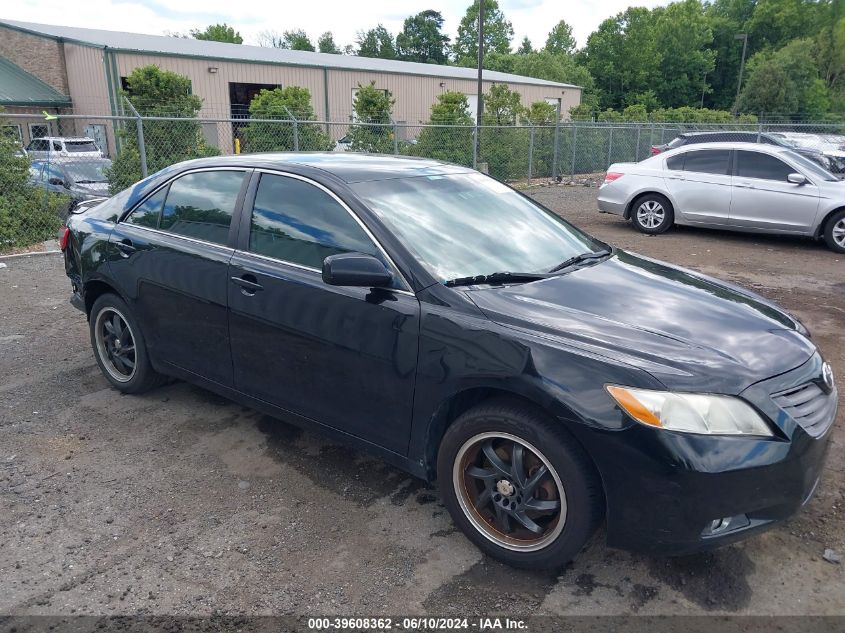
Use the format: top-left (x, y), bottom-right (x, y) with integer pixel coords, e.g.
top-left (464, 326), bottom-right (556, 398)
top-left (597, 142), bottom-right (845, 253)
top-left (25, 136), bottom-right (104, 160)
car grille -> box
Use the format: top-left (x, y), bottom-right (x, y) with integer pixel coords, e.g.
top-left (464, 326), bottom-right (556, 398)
top-left (772, 381), bottom-right (837, 438)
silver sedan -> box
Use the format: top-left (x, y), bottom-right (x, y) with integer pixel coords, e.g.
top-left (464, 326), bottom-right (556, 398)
top-left (597, 142), bottom-right (845, 253)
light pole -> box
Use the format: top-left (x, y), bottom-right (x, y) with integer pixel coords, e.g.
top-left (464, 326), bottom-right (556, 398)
top-left (733, 33), bottom-right (748, 114)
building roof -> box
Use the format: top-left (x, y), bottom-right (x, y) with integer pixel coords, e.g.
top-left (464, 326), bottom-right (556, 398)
top-left (0, 19), bottom-right (580, 90)
top-left (0, 55), bottom-right (71, 106)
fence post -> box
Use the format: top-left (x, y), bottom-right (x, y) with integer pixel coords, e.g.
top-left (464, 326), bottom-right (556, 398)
top-left (124, 98), bottom-right (147, 179)
top-left (635, 125), bottom-right (641, 161)
top-left (607, 127), bottom-right (614, 167)
top-left (571, 124), bottom-right (578, 178)
top-left (283, 106), bottom-right (299, 151)
top-left (552, 101), bottom-right (561, 179)
top-left (393, 118), bottom-right (399, 155)
top-left (528, 126), bottom-right (534, 185)
top-left (757, 119), bottom-right (763, 142)
top-left (472, 126), bottom-right (478, 170)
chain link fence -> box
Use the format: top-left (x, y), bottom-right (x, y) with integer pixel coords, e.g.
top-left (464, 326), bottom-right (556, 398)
top-left (3, 110), bottom-right (845, 253)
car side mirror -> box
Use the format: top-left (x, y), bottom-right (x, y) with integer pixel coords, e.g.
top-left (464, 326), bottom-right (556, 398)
top-left (48, 177), bottom-right (66, 187)
top-left (322, 253), bottom-right (393, 288)
top-left (787, 173), bottom-right (807, 185)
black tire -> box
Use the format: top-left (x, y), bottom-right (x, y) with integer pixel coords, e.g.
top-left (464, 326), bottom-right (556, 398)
top-left (630, 193), bottom-right (674, 234)
top-left (437, 399), bottom-right (604, 569)
top-left (823, 209), bottom-right (845, 253)
top-left (89, 293), bottom-right (165, 394)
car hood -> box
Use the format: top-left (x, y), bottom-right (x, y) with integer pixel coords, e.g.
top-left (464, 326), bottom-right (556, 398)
top-left (466, 251), bottom-right (816, 393)
top-left (73, 182), bottom-right (110, 195)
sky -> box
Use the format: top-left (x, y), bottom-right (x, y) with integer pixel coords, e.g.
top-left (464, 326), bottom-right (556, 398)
top-left (4, 0), bottom-right (668, 50)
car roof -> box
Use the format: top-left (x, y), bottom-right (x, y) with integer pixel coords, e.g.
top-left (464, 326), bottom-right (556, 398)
top-left (32, 136), bottom-right (96, 141)
top-left (662, 141), bottom-right (794, 155)
top-left (156, 152), bottom-right (475, 184)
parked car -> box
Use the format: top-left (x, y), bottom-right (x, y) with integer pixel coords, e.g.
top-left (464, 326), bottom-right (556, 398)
top-left (768, 132), bottom-right (845, 173)
top-left (62, 154), bottom-right (836, 568)
top-left (599, 142), bottom-right (845, 253)
top-left (29, 158), bottom-right (112, 216)
top-left (650, 131), bottom-right (836, 171)
top-left (25, 136), bottom-right (104, 160)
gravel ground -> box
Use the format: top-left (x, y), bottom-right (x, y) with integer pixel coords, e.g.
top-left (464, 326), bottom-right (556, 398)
top-left (1, 184), bottom-right (843, 618)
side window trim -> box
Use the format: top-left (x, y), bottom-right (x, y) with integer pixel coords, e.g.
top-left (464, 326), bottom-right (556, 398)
top-left (239, 168), bottom-right (413, 293)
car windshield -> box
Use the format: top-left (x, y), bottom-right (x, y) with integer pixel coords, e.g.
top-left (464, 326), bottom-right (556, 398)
top-left (351, 173), bottom-right (601, 283)
top-left (65, 140), bottom-right (99, 153)
top-left (785, 150), bottom-right (840, 181)
top-left (64, 162), bottom-right (109, 183)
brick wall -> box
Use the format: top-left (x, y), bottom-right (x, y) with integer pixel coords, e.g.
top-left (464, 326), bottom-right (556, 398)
top-left (0, 25), bottom-right (69, 95)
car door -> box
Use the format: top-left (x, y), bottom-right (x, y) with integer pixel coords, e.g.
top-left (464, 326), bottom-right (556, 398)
top-left (730, 150), bottom-right (820, 233)
top-left (227, 170), bottom-right (420, 454)
top-left (106, 168), bottom-right (250, 386)
top-left (663, 149), bottom-right (733, 226)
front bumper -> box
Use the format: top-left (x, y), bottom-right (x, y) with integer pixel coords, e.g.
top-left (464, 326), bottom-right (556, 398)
top-left (577, 354), bottom-right (837, 556)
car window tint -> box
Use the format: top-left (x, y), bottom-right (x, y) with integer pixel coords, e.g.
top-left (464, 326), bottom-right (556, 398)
top-left (735, 151), bottom-right (794, 181)
top-left (65, 141), bottom-right (98, 153)
top-left (681, 150), bottom-right (730, 175)
top-left (666, 154), bottom-right (684, 170)
top-left (127, 188), bottom-right (167, 229)
top-left (160, 171), bottom-right (244, 245)
top-left (248, 173), bottom-right (379, 269)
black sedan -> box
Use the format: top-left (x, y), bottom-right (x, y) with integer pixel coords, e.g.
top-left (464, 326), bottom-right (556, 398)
top-left (61, 154), bottom-right (838, 568)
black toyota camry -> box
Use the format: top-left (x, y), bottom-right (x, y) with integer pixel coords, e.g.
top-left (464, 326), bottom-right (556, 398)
top-left (61, 153), bottom-right (838, 568)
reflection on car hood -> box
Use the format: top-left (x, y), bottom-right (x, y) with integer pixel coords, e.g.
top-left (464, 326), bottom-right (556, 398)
top-left (466, 251), bottom-right (816, 393)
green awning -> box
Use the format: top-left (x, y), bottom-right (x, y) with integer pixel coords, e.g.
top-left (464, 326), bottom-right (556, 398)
top-left (0, 55), bottom-right (71, 107)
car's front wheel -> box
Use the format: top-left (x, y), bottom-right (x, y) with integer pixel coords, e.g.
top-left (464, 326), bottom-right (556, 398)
top-left (89, 294), bottom-right (165, 394)
top-left (437, 400), bottom-right (603, 569)
top-left (631, 194), bottom-right (674, 234)
top-left (823, 209), bottom-right (845, 253)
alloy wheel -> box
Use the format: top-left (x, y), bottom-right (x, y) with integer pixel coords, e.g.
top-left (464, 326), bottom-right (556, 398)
top-left (636, 200), bottom-right (665, 229)
top-left (833, 218), bottom-right (845, 248)
top-left (453, 432), bottom-right (567, 552)
top-left (94, 307), bottom-right (137, 383)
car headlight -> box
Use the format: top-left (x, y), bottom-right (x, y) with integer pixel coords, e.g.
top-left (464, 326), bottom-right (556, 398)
top-left (606, 385), bottom-right (773, 436)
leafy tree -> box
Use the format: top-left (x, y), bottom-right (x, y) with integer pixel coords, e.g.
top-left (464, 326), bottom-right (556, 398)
top-left (703, 0), bottom-right (756, 110)
top-left (517, 37), bottom-right (533, 55)
top-left (317, 32), bottom-right (342, 54)
top-left (108, 65), bottom-right (218, 192)
top-left (282, 29), bottom-right (315, 51)
top-left (190, 23), bottom-right (243, 44)
top-left (738, 38), bottom-right (830, 117)
top-left (545, 20), bottom-right (576, 55)
top-left (349, 82), bottom-right (395, 152)
top-left (243, 87), bottom-right (332, 152)
top-left (523, 101), bottom-right (558, 124)
top-left (396, 10), bottom-right (450, 64)
top-left (482, 84), bottom-right (523, 124)
top-left (746, 0), bottom-right (818, 51)
top-left (454, 0), bottom-right (514, 63)
top-left (356, 25), bottom-right (396, 59)
top-left (479, 84), bottom-right (528, 179)
top-left (654, 0), bottom-right (716, 107)
top-left (411, 92), bottom-right (474, 165)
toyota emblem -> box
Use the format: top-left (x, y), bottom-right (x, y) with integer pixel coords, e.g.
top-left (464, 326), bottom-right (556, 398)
top-left (822, 362), bottom-right (835, 392)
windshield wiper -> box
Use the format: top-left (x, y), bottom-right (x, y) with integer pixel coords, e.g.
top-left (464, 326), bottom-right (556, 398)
top-left (444, 271), bottom-right (550, 288)
top-left (548, 248), bottom-right (612, 273)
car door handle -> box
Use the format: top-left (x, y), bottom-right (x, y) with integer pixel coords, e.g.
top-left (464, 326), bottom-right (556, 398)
top-left (115, 239), bottom-right (136, 258)
top-left (231, 275), bottom-right (264, 295)
top-left (735, 181), bottom-right (754, 189)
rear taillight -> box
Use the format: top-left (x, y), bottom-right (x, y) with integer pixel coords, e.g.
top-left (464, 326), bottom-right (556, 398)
top-left (59, 225), bottom-right (71, 251)
top-left (604, 172), bottom-right (624, 183)
top-left (650, 146), bottom-right (662, 155)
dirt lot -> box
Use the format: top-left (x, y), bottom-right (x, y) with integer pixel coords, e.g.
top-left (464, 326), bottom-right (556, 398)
top-left (1, 184), bottom-right (843, 618)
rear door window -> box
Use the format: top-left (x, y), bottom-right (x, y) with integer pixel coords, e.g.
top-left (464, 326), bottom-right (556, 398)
top-left (159, 170), bottom-right (245, 245)
top-left (735, 151), bottom-right (794, 182)
top-left (666, 154), bottom-right (684, 170)
top-left (681, 150), bottom-right (730, 175)
top-left (126, 188), bottom-right (167, 228)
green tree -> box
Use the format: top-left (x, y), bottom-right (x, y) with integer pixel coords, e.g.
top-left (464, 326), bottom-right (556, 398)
top-left (349, 82), bottom-right (395, 152)
top-left (317, 31), bottom-right (342, 54)
top-left (703, 0), bottom-right (756, 110)
top-left (190, 23), bottom-right (243, 44)
top-left (738, 38), bottom-right (830, 117)
top-left (480, 84), bottom-right (528, 179)
top-left (517, 37), bottom-right (533, 55)
top-left (108, 65), bottom-right (218, 192)
top-left (243, 87), bottom-right (332, 152)
top-left (654, 0), bottom-right (716, 107)
top-left (282, 29), bottom-right (315, 51)
top-left (545, 20), bottom-right (576, 55)
top-left (746, 0), bottom-right (819, 51)
top-left (454, 0), bottom-right (514, 63)
top-left (396, 10), bottom-right (450, 64)
top-left (356, 25), bottom-right (396, 59)
top-left (411, 92), bottom-right (474, 165)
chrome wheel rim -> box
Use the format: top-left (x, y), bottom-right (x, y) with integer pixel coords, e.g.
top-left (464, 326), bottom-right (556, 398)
top-left (636, 200), bottom-right (665, 229)
top-left (833, 219), bottom-right (845, 248)
top-left (94, 307), bottom-right (136, 383)
top-left (453, 432), bottom-right (567, 552)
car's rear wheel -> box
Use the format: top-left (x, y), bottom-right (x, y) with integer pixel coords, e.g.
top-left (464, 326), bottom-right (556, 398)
top-left (823, 209), bottom-right (845, 253)
top-left (631, 194), bottom-right (674, 234)
top-left (90, 294), bottom-right (165, 393)
top-left (437, 400), bottom-right (603, 569)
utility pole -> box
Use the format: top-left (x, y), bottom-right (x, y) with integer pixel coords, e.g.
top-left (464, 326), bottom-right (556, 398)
top-left (474, 0), bottom-right (484, 167)
top-left (733, 33), bottom-right (748, 114)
